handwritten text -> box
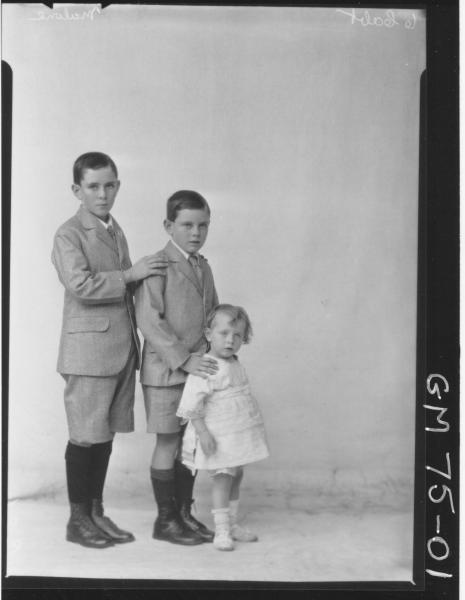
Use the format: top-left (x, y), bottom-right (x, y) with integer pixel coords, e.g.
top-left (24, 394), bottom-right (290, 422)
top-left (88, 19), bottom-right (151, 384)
top-left (29, 6), bottom-right (101, 22)
top-left (424, 374), bottom-right (454, 579)
top-left (336, 9), bottom-right (416, 30)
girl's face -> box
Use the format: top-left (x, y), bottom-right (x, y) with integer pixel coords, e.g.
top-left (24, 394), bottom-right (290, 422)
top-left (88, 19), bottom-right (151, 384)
top-left (206, 313), bottom-right (246, 359)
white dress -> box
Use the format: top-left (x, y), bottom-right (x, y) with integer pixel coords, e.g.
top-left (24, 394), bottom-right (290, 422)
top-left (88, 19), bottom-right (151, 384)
top-left (176, 356), bottom-right (269, 472)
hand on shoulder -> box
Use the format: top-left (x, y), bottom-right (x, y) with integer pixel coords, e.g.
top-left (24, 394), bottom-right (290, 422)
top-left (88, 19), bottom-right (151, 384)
top-left (124, 253), bottom-right (169, 284)
top-left (183, 353), bottom-right (219, 379)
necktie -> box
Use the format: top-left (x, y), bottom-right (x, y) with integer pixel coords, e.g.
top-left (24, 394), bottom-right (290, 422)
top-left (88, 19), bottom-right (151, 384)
top-left (107, 225), bottom-right (122, 266)
top-left (188, 254), bottom-right (203, 287)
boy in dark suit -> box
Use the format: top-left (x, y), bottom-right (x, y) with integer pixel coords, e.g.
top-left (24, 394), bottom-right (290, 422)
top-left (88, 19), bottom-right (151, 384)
top-left (52, 152), bottom-right (167, 548)
top-left (135, 190), bottom-right (219, 545)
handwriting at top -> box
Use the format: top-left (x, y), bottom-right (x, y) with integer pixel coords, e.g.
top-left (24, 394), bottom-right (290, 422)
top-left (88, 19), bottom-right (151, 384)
top-left (28, 6), bottom-right (101, 22)
top-left (336, 9), bottom-right (416, 30)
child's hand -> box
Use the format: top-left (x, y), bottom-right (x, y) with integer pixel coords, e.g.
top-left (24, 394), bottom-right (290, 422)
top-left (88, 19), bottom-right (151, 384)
top-left (183, 354), bottom-right (218, 379)
top-left (124, 255), bottom-right (168, 283)
top-left (199, 430), bottom-right (217, 456)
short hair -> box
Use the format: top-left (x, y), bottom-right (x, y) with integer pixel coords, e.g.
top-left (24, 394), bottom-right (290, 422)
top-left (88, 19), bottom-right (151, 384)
top-left (166, 190), bottom-right (210, 222)
top-left (206, 304), bottom-right (253, 344)
top-left (73, 152), bottom-right (118, 184)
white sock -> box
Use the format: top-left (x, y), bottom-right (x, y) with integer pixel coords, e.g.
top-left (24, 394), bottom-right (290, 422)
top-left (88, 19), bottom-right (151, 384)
top-left (228, 499), bottom-right (258, 541)
top-left (229, 499), bottom-right (240, 525)
top-left (212, 507), bottom-right (230, 529)
top-left (212, 507), bottom-right (234, 550)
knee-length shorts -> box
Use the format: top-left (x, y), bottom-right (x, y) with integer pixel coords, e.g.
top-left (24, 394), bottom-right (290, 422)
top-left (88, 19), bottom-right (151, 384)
top-left (62, 347), bottom-right (137, 446)
top-left (142, 384), bottom-right (184, 434)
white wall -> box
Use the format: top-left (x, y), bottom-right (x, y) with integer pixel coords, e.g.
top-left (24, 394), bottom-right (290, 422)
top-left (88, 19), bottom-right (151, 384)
top-left (4, 5), bottom-right (425, 507)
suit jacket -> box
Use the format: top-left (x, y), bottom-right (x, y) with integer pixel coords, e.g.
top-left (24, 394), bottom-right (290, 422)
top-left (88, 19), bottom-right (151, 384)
top-left (52, 205), bottom-right (140, 376)
top-left (135, 240), bottom-right (218, 387)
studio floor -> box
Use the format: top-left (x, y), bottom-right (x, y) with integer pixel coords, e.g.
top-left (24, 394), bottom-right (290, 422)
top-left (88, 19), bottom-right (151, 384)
top-left (6, 486), bottom-right (413, 583)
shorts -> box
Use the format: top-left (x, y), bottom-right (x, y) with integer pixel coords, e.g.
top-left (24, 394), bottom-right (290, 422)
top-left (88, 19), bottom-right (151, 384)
top-left (143, 384), bottom-right (184, 434)
top-left (63, 347), bottom-right (136, 445)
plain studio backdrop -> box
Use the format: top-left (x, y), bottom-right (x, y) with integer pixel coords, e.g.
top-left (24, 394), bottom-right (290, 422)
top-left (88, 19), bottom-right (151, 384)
top-left (4, 4), bottom-right (425, 578)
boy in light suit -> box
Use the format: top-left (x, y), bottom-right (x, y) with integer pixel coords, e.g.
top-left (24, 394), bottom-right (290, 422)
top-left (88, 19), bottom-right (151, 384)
top-left (135, 190), bottom-right (219, 545)
top-left (52, 152), bottom-right (167, 548)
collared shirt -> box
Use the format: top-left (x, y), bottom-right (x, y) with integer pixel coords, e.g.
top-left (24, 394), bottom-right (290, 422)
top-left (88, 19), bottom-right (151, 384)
top-left (96, 215), bottom-right (114, 230)
top-left (170, 238), bottom-right (199, 261)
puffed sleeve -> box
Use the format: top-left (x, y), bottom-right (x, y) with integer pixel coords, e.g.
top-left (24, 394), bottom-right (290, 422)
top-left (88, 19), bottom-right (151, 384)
top-left (176, 374), bottom-right (213, 420)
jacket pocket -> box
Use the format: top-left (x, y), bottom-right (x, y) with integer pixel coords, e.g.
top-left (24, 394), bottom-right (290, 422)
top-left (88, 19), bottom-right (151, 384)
top-left (66, 317), bottom-right (110, 333)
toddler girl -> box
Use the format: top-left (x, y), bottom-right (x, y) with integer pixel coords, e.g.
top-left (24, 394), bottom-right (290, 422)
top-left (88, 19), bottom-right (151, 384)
top-left (176, 304), bottom-right (269, 551)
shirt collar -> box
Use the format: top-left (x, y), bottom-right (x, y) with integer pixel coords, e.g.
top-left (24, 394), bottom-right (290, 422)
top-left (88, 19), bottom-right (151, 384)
top-left (170, 239), bottom-right (198, 261)
top-left (96, 215), bottom-right (114, 230)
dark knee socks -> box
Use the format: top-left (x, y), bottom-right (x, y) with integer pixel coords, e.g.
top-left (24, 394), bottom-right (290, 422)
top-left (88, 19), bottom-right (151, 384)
top-left (65, 440), bottom-right (113, 505)
top-left (149, 463), bottom-right (196, 506)
top-left (65, 442), bottom-right (92, 504)
top-left (175, 424), bottom-right (196, 503)
top-left (89, 440), bottom-right (113, 501)
top-left (174, 459), bottom-right (196, 505)
top-left (150, 467), bottom-right (175, 506)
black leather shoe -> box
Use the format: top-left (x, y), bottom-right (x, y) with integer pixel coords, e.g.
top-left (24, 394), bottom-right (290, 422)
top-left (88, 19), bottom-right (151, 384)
top-left (153, 504), bottom-right (204, 545)
top-left (90, 499), bottom-right (135, 544)
top-left (151, 475), bottom-right (204, 545)
top-left (179, 501), bottom-right (214, 542)
top-left (66, 503), bottom-right (114, 549)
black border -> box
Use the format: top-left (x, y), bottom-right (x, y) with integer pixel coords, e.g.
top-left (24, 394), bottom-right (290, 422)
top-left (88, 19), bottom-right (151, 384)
top-left (2, 56), bottom-right (13, 600)
top-left (422, 1), bottom-right (459, 597)
top-left (2, 1), bottom-right (459, 598)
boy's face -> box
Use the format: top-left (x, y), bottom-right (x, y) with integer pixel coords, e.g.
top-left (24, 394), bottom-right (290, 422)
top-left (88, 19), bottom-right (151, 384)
top-left (164, 208), bottom-right (210, 255)
top-left (72, 166), bottom-right (120, 221)
top-left (206, 313), bottom-right (246, 359)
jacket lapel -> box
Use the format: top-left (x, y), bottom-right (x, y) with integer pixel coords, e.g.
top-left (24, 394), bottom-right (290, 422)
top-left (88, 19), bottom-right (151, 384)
top-left (77, 206), bottom-right (117, 254)
top-left (111, 217), bottom-right (126, 261)
top-left (165, 240), bottom-right (203, 296)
